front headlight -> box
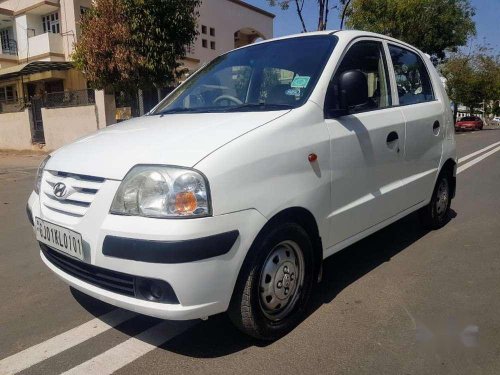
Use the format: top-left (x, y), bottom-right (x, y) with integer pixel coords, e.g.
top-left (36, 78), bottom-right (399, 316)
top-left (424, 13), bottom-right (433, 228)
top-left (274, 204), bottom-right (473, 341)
top-left (34, 155), bottom-right (50, 194)
top-left (110, 165), bottom-right (211, 218)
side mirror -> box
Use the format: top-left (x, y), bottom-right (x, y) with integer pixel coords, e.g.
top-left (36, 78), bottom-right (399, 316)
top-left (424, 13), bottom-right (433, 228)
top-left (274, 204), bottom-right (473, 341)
top-left (325, 69), bottom-right (368, 118)
top-left (339, 70), bottom-right (368, 109)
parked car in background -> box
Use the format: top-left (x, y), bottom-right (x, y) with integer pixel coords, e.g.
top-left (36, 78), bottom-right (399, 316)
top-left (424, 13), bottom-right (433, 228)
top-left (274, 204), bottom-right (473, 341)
top-left (27, 30), bottom-right (457, 340)
top-left (492, 116), bottom-right (500, 124)
top-left (455, 116), bottom-right (483, 131)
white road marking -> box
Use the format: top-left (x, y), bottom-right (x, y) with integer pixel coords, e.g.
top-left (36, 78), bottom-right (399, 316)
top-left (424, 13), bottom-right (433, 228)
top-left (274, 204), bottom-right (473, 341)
top-left (61, 320), bottom-right (194, 375)
top-left (0, 309), bottom-right (136, 375)
top-left (458, 140), bottom-right (500, 164)
top-left (457, 145), bottom-right (500, 174)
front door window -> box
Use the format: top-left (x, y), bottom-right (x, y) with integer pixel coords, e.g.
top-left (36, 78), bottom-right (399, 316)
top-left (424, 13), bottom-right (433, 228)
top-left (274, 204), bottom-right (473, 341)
top-left (331, 40), bottom-right (392, 112)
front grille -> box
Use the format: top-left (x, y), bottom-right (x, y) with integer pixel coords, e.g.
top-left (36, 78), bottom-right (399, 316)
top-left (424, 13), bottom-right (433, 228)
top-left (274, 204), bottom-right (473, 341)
top-left (41, 170), bottom-right (105, 217)
top-left (41, 244), bottom-right (135, 297)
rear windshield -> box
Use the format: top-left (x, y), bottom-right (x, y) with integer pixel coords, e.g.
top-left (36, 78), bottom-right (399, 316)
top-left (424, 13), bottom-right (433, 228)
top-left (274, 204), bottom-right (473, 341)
top-left (460, 116), bottom-right (478, 121)
top-left (152, 35), bottom-right (337, 115)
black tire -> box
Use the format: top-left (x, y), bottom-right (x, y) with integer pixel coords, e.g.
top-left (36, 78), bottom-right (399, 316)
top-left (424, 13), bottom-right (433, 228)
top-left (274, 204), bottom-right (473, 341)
top-left (420, 171), bottom-right (452, 229)
top-left (228, 222), bottom-right (315, 340)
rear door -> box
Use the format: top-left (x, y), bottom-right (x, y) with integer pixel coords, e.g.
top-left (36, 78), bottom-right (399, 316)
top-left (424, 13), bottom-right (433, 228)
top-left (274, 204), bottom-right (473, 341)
top-left (387, 44), bottom-right (445, 205)
top-left (324, 39), bottom-right (407, 246)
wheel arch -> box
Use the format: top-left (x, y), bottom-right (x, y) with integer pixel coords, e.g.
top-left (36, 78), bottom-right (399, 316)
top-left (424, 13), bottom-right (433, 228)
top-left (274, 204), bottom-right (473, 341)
top-left (263, 207), bottom-right (323, 276)
top-left (231, 206), bottom-right (324, 304)
top-left (440, 158), bottom-right (456, 199)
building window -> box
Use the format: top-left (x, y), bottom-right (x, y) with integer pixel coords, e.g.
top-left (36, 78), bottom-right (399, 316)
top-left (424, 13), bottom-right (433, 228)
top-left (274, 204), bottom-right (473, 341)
top-left (0, 29), bottom-right (10, 50)
top-left (0, 85), bottom-right (17, 103)
top-left (42, 12), bottom-right (60, 34)
top-left (186, 43), bottom-right (195, 54)
top-left (210, 41), bottom-right (216, 50)
top-left (210, 27), bottom-right (215, 36)
top-left (202, 39), bottom-right (207, 48)
top-left (201, 25), bottom-right (207, 34)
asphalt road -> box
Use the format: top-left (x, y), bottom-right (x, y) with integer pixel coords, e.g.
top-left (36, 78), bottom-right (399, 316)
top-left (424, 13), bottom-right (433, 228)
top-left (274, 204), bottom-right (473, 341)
top-left (1, 128), bottom-right (500, 375)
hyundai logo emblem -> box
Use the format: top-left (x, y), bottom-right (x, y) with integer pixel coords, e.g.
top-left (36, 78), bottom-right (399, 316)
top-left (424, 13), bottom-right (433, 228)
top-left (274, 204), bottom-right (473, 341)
top-left (53, 182), bottom-right (67, 199)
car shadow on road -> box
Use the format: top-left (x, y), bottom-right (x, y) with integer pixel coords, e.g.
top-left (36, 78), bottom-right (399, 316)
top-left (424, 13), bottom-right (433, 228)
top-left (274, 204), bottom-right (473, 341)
top-left (72, 209), bottom-right (457, 358)
top-left (161, 209), bottom-right (457, 357)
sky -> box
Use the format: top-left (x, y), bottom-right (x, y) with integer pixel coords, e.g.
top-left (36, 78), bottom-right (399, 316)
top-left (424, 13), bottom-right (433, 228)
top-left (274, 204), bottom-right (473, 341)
top-left (246, 0), bottom-right (500, 53)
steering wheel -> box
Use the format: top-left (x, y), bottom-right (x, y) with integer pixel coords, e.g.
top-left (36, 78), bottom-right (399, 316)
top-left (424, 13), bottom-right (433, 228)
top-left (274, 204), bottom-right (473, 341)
top-left (213, 95), bottom-right (243, 106)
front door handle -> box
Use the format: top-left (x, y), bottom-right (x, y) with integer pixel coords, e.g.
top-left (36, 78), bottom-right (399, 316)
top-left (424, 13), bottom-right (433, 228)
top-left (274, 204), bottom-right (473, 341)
top-left (386, 131), bottom-right (400, 152)
top-left (387, 131), bottom-right (399, 143)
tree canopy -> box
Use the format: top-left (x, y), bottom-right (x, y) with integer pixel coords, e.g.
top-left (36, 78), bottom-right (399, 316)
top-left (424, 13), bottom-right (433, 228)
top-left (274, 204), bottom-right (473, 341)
top-left (440, 47), bottom-right (500, 116)
top-left (73, 0), bottom-right (201, 90)
top-left (344, 0), bottom-right (476, 60)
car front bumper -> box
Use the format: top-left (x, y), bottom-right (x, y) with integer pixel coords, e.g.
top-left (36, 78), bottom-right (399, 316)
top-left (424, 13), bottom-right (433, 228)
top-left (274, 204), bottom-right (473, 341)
top-left (28, 189), bottom-right (267, 320)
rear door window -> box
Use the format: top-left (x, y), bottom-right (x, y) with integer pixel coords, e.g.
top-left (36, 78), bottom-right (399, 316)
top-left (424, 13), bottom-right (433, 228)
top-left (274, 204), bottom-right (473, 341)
top-left (388, 45), bottom-right (435, 105)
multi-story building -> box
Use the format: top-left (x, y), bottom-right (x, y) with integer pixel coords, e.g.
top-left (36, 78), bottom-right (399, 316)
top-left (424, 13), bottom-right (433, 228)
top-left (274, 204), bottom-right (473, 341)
top-left (0, 0), bottom-right (274, 150)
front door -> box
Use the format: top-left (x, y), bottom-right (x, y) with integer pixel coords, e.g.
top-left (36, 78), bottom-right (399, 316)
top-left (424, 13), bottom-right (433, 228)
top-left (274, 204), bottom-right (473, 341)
top-left (324, 39), bottom-right (407, 246)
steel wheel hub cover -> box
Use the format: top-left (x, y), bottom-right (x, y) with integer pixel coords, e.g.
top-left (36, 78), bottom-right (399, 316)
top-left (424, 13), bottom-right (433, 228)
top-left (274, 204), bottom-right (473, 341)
top-left (436, 178), bottom-right (449, 216)
top-left (259, 240), bottom-right (305, 321)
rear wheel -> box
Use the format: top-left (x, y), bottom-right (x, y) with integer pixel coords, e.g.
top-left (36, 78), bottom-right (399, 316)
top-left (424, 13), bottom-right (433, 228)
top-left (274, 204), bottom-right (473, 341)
top-left (420, 172), bottom-right (452, 229)
top-left (228, 222), bottom-right (315, 340)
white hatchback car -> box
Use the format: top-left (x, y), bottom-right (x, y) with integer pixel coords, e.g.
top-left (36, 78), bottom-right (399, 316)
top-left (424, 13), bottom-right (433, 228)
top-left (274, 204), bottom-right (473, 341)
top-left (27, 30), bottom-right (456, 340)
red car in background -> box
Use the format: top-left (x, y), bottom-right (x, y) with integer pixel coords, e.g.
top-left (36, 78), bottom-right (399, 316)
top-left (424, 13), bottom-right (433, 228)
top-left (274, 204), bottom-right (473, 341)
top-left (455, 116), bottom-right (484, 131)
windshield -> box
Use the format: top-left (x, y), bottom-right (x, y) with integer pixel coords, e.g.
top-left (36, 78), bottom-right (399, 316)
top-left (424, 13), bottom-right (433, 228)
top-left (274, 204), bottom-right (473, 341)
top-left (152, 35), bottom-right (337, 115)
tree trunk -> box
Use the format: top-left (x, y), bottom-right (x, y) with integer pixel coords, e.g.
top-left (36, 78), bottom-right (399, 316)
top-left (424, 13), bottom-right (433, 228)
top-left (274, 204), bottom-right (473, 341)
top-left (324, 0), bottom-right (329, 30)
top-left (318, 0), bottom-right (325, 31)
top-left (294, 0), bottom-right (308, 32)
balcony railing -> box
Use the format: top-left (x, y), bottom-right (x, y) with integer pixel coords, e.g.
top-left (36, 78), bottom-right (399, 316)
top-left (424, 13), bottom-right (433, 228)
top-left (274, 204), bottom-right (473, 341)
top-left (44, 89), bottom-right (96, 109)
top-left (1, 39), bottom-right (18, 56)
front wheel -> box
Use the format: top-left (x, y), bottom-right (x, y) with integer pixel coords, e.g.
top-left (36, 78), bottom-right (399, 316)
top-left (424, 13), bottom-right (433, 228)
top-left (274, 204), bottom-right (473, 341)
top-left (420, 172), bottom-right (452, 229)
top-left (228, 223), bottom-right (315, 340)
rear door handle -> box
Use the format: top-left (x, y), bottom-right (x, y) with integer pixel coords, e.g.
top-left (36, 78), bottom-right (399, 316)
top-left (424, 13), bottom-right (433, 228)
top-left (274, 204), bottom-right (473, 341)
top-left (386, 131), bottom-right (400, 152)
top-left (433, 120), bottom-right (440, 131)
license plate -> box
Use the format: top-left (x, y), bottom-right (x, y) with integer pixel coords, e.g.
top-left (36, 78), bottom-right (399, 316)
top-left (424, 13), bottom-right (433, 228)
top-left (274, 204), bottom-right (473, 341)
top-left (35, 217), bottom-right (84, 261)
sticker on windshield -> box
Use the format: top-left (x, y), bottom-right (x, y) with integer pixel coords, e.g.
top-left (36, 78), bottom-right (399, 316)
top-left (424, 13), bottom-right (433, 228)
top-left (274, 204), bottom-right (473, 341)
top-left (291, 75), bottom-right (311, 88)
top-left (285, 88), bottom-right (301, 96)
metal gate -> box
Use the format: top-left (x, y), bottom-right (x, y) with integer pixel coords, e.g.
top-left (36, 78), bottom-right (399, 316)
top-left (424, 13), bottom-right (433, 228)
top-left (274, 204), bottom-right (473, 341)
top-left (31, 97), bottom-right (45, 143)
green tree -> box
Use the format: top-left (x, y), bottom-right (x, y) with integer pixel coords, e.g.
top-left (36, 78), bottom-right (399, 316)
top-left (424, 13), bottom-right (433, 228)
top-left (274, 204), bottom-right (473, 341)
top-left (440, 46), bottom-right (500, 119)
top-left (344, 0), bottom-right (476, 60)
top-left (73, 0), bottom-right (201, 90)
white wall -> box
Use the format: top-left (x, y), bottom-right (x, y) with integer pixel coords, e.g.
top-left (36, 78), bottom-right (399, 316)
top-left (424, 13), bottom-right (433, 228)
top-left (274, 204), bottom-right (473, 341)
top-left (94, 90), bottom-right (116, 129)
top-left (18, 32), bottom-right (64, 60)
top-left (186, 0), bottom-right (274, 65)
top-left (60, 0), bottom-right (92, 59)
top-left (0, 110), bottom-right (33, 150)
top-left (42, 105), bottom-right (99, 150)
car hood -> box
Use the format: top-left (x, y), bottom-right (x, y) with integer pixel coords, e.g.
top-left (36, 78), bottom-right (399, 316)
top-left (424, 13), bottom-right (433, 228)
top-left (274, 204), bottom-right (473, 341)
top-left (47, 111), bottom-right (288, 180)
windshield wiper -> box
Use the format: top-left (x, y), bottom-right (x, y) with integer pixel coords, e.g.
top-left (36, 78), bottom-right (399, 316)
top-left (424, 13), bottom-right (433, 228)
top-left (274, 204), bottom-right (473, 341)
top-left (157, 108), bottom-right (200, 116)
top-left (156, 103), bottom-right (294, 116)
top-left (221, 103), bottom-right (295, 112)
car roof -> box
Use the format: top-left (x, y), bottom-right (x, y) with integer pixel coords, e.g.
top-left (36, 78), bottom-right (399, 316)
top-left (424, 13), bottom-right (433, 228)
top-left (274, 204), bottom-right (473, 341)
top-left (247, 30), bottom-right (427, 56)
